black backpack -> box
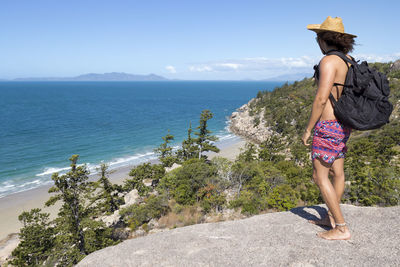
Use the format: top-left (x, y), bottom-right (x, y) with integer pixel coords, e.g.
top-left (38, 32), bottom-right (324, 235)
top-left (321, 50), bottom-right (393, 130)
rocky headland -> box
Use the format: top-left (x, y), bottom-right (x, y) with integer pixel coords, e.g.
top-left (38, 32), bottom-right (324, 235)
top-left (229, 98), bottom-right (274, 144)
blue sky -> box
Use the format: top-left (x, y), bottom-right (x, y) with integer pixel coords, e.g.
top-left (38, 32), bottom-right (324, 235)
top-left (1, 0), bottom-right (399, 80)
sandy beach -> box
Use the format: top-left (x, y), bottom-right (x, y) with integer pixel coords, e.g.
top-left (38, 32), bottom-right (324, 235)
top-left (0, 138), bottom-right (246, 242)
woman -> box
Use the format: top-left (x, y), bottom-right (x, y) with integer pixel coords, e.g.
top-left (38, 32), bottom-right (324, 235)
top-left (302, 16), bottom-right (356, 240)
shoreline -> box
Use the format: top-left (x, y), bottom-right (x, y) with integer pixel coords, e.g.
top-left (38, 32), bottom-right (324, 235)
top-left (0, 137), bottom-right (247, 242)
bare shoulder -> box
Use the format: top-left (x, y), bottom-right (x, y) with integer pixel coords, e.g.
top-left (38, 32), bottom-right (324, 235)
top-left (320, 54), bottom-right (342, 67)
top-left (318, 55), bottom-right (339, 73)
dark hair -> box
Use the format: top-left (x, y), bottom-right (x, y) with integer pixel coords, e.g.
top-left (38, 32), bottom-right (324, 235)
top-left (317, 31), bottom-right (356, 54)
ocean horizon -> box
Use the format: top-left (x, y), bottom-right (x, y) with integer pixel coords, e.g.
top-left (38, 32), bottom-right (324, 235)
top-left (0, 81), bottom-right (283, 198)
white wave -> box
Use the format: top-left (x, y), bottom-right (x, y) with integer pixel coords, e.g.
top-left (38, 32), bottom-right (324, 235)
top-left (0, 181), bottom-right (15, 189)
top-left (0, 177), bottom-right (52, 196)
top-left (1, 127), bottom-right (240, 199)
top-left (108, 151), bottom-right (156, 169)
top-left (16, 179), bottom-right (42, 188)
top-left (216, 133), bottom-right (236, 141)
top-left (36, 166), bottom-right (70, 176)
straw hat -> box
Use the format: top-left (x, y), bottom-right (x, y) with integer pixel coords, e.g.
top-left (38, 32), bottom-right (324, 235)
top-left (307, 16), bottom-right (357, 38)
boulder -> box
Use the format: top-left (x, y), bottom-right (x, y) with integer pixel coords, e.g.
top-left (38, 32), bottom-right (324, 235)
top-left (98, 209), bottom-right (121, 227)
top-left (120, 189), bottom-right (140, 209)
top-left (390, 59), bottom-right (400, 72)
top-left (143, 179), bottom-right (152, 187)
top-left (148, 218), bottom-right (159, 229)
top-left (77, 204), bottom-right (400, 266)
top-left (165, 163), bottom-right (182, 172)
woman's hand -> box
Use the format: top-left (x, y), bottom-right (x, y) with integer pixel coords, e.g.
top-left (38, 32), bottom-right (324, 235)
top-left (302, 130), bottom-right (312, 146)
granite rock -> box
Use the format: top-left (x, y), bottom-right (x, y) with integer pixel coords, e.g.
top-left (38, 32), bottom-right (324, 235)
top-left (229, 99), bottom-right (274, 144)
top-left (76, 204), bottom-right (400, 267)
top-left (390, 59), bottom-right (400, 72)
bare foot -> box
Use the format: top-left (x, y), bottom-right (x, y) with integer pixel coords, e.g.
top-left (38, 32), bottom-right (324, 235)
top-left (308, 213), bottom-right (335, 228)
top-left (317, 225), bottom-right (351, 240)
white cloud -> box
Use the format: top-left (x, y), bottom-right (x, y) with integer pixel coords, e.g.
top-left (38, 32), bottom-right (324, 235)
top-left (165, 65), bottom-right (177, 73)
top-left (215, 63), bottom-right (242, 70)
top-left (188, 56), bottom-right (318, 73)
top-left (189, 65), bottom-right (213, 72)
top-left (353, 52), bottom-right (400, 63)
top-left (184, 52), bottom-right (400, 79)
top-left (187, 52), bottom-right (400, 75)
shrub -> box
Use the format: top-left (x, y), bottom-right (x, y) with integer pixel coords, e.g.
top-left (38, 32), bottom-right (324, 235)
top-left (229, 189), bottom-right (267, 215)
top-left (120, 194), bottom-right (169, 230)
top-left (197, 183), bottom-right (227, 213)
top-left (124, 163), bottom-right (165, 196)
top-left (157, 158), bottom-right (217, 205)
top-left (266, 184), bottom-right (300, 211)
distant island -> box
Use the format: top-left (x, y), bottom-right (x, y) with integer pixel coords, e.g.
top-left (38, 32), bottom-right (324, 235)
top-left (0, 72), bottom-right (313, 82)
top-left (6, 72), bottom-right (169, 81)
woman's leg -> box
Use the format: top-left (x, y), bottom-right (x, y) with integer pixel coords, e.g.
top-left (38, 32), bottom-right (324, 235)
top-left (313, 158), bottom-right (351, 240)
top-left (330, 158), bottom-right (345, 202)
top-left (308, 165), bottom-right (336, 227)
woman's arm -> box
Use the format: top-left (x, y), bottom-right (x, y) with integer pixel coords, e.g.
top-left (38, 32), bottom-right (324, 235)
top-left (302, 56), bottom-right (336, 146)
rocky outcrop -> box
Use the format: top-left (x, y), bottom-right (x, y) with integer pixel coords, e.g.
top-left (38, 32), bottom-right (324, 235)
top-left (229, 98), bottom-right (274, 144)
top-left (390, 59), bottom-right (400, 72)
top-left (165, 163), bottom-right (182, 172)
top-left (76, 204), bottom-right (400, 266)
top-left (97, 189), bottom-right (141, 227)
top-left (120, 189), bottom-right (141, 209)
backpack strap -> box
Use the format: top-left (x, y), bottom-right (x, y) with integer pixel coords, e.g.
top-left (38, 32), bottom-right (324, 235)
top-left (325, 50), bottom-right (354, 105)
top-left (329, 93), bottom-right (337, 106)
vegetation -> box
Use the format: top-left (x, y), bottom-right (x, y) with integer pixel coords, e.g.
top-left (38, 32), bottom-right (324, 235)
top-left (9, 209), bottom-right (54, 266)
top-left (194, 110), bottom-right (220, 159)
top-left (94, 163), bottom-right (124, 215)
top-left (123, 162), bottom-right (165, 196)
top-left (154, 130), bottom-right (176, 167)
top-left (10, 156), bottom-right (119, 266)
top-left (177, 122), bottom-right (199, 161)
top-left (119, 194), bottom-right (169, 231)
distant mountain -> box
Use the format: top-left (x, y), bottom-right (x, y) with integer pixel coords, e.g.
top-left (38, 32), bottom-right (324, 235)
top-left (12, 72), bottom-right (168, 81)
top-left (264, 72), bottom-right (313, 82)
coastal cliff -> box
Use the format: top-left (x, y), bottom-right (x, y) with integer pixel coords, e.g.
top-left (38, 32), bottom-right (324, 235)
top-left (77, 204), bottom-right (400, 266)
top-left (229, 99), bottom-right (274, 144)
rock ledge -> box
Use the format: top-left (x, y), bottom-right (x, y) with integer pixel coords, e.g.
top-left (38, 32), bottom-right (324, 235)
top-left (77, 204), bottom-right (400, 266)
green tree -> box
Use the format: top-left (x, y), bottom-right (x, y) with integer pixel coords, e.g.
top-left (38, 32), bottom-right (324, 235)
top-left (154, 130), bottom-right (177, 167)
top-left (45, 155), bottom-right (116, 266)
top-left (123, 163), bottom-right (165, 196)
top-left (94, 163), bottom-right (124, 215)
top-left (9, 209), bottom-right (54, 266)
top-left (258, 135), bottom-right (285, 162)
top-left (177, 122), bottom-right (199, 161)
top-left (237, 142), bottom-right (258, 162)
top-left (194, 110), bottom-right (220, 159)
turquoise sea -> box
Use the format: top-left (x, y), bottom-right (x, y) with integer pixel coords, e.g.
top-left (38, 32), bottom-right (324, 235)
top-left (0, 81), bottom-right (283, 198)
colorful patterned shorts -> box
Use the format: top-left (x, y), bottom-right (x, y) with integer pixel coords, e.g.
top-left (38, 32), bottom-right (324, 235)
top-left (312, 119), bottom-right (351, 164)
